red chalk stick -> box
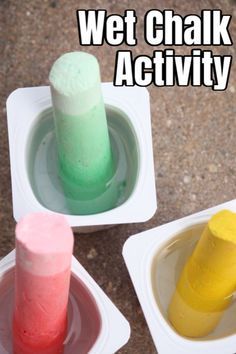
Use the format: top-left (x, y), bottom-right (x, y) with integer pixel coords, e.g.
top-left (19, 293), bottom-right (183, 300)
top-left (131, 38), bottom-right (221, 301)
top-left (13, 213), bottom-right (74, 354)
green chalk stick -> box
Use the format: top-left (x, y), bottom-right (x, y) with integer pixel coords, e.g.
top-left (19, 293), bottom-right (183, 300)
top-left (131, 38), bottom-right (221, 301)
top-left (49, 52), bottom-right (114, 207)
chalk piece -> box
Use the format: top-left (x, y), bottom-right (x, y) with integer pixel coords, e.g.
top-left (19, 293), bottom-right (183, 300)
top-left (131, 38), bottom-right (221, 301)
top-left (49, 52), bottom-right (114, 206)
top-left (13, 212), bottom-right (74, 354)
top-left (168, 210), bottom-right (236, 337)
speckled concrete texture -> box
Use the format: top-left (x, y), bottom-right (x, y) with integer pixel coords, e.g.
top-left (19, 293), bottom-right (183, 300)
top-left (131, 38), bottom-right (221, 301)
top-left (1, 1), bottom-right (236, 353)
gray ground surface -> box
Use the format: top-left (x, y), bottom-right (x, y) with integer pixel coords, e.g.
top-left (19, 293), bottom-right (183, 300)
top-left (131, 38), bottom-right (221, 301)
top-left (1, 1), bottom-right (236, 353)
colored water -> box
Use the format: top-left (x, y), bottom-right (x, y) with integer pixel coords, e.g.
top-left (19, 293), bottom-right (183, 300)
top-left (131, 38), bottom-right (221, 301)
top-left (151, 223), bottom-right (236, 339)
top-left (27, 105), bottom-right (139, 215)
top-left (0, 268), bottom-right (101, 354)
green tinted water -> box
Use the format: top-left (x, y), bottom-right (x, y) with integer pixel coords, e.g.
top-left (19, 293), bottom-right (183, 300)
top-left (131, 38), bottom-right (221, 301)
top-left (27, 106), bottom-right (139, 215)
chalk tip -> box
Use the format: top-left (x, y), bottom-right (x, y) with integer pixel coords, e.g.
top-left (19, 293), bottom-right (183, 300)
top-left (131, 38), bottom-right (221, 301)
top-left (49, 51), bottom-right (100, 96)
top-left (16, 212), bottom-right (74, 255)
top-left (208, 209), bottom-right (236, 243)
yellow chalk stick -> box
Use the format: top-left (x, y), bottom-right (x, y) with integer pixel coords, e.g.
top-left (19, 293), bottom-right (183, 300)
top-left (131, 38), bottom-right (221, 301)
top-left (168, 210), bottom-right (236, 338)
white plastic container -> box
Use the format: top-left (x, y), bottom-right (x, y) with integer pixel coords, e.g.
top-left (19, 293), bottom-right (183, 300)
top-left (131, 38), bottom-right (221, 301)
top-left (0, 250), bottom-right (130, 354)
top-left (123, 199), bottom-right (236, 354)
top-left (6, 84), bottom-right (157, 230)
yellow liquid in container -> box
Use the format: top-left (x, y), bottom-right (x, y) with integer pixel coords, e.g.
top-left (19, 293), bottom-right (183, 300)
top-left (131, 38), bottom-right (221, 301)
top-left (168, 210), bottom-right (236, 338)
